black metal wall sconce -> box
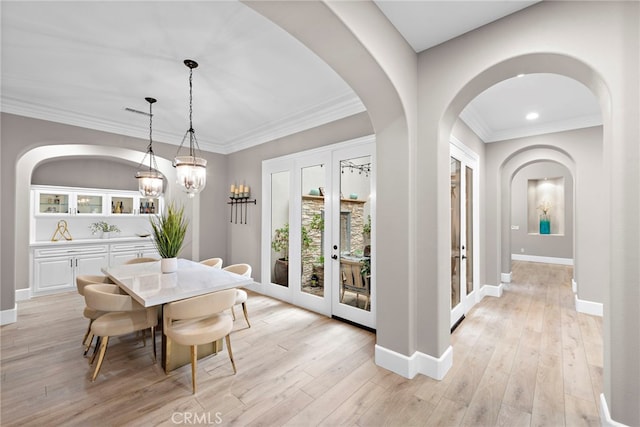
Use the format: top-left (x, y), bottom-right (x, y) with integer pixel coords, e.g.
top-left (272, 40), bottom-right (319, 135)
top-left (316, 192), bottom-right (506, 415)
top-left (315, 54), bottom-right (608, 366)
top-left (228, 184), bottom-right (256, 224)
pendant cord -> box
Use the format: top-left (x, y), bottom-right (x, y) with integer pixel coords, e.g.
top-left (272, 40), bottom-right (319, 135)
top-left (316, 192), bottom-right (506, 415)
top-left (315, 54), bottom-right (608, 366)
top-left (148, 101), bottom-right (154, 171)
top-left (188, 66), bottom-right (195, 158)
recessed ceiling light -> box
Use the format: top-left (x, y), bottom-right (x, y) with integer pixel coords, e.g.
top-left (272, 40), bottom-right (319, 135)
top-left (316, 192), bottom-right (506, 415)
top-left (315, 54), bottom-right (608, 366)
top-left (526, 112), bottom-right (539, 120)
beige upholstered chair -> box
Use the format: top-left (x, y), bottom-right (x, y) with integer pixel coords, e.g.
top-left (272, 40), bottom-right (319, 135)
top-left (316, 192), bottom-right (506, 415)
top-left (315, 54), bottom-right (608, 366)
top-left (222, 264), bottom-right (252, 327)
top-left (200, 257), bottom-right (223, 268)
top-left (163, 288), bottom-right (237, 393)
top-left (84, 284), bottom-right (158, 382)
top-left (76, 275), bottom-right (114, 354)
top-left (124, 257), bottom-right (159, 265)
top-left (340, 259), bottom-right (371, 310)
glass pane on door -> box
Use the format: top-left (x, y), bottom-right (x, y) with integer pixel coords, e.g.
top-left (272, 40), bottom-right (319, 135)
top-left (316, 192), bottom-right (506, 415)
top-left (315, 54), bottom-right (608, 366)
top-left (451, 157), bottom-right (461, 308)
top-left (339, 155), bottom-right (372, 311)
top-left (271, 171), bottom-right (290, 287)
top-left (465, 166), bottom-right (474, 295)
top-left (301, 164), bottom-right (326, 296)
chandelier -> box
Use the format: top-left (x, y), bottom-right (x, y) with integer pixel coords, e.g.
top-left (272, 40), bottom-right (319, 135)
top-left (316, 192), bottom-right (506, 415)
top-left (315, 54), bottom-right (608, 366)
top-left (174, 59), bottom-right (207, 197)
top-left (135, 97), bottom-right (164, 197)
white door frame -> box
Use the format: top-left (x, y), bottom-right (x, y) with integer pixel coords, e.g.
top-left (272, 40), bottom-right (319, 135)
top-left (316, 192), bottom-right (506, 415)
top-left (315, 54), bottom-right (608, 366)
top-left (258, 135), bottom-right (375, 328)
top-left (450, 137), bottom-right (480, 327)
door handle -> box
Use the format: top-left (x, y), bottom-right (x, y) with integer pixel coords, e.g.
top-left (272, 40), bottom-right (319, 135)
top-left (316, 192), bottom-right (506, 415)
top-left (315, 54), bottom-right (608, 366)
top-left (461, 255), bottom-right (467, 260)
top-left (331, 255), bottom-right (338, 260)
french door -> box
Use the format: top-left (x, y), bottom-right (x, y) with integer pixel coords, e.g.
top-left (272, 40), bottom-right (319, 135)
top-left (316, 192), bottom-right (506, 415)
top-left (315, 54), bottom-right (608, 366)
top-left (261, 137), bottom-right (375, 329)
top-left (450, 141), bottom-right (479, 328)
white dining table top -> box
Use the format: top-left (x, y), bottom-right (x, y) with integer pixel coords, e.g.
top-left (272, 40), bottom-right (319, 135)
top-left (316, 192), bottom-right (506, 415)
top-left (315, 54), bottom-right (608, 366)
top-left (102, 258), bottom-right (253, 307)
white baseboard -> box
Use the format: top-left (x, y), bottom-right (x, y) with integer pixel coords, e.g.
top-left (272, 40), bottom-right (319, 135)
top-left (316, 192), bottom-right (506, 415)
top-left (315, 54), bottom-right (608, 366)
top-left (501, 272), bottom-right (512, 283)
top-left (572, 278), bottom-right (577, 293)
top-left (600, 393), bottom-right (629, 426)
top-left (1, 305), bottom-right (17, 325)
top-left (16, 288), bottom-right (31, 301)
top-left (511, 254), bottom-right (574, 266)
top-left (575, 294), bottom-right (603, 317)
top-left (480, 283), bottom-right (503, 299)
top-left (374, 344), bottom-right (452, 380)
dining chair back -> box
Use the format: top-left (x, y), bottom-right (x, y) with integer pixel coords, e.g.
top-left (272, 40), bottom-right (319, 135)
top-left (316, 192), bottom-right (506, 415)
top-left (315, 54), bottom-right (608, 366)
top-left (84, 284), bottom-right (157, 381)
top-left (222, 264), bottom-right (252, 327)
top-left (124, 257), bottom-right (159, 265)
top-left (200, 257), bottom-right (223, 268)
top-left (76, 275), bottom-right (114, 353)
top-left (163, 288), bottom-right (237, 393)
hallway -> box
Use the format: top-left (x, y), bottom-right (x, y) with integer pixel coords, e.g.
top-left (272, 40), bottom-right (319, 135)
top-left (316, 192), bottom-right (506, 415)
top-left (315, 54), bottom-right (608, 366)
top-left (429, 261), bottom-right (603, 425)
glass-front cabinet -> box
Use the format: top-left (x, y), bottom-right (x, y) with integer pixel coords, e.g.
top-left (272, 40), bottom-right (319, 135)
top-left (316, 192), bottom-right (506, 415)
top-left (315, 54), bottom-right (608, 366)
top-left (36, 190), bottom-right (104, 215)
top-left (34, 186), bottom-right (162, 217)
top-left (37, 191), bottom-right (71, 215)
top-left (75, 193), bottom-right (104, 214)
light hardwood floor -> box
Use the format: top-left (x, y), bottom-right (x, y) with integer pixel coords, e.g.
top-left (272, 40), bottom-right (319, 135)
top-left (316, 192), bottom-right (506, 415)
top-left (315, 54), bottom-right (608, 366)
top-left (1, 261), bottom-right (602, 426)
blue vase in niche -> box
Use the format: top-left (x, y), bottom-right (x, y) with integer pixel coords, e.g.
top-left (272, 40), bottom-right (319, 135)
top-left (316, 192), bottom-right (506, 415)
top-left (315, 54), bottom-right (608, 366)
top-left (539, 215), bottom-right (551, 234)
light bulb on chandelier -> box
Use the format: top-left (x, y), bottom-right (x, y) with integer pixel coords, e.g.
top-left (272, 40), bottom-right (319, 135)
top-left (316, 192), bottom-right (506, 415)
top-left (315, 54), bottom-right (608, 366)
top-left (174, 59), bottom-right (207, 198)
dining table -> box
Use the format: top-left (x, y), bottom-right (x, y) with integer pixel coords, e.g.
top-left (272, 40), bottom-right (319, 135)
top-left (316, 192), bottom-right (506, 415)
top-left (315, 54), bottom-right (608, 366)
top-left (102, 258), bottom-right (254, 371)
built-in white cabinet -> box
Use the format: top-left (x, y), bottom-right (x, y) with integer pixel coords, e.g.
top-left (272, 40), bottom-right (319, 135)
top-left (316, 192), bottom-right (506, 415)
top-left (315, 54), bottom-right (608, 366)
top-left (109, 242), bottom-right (159, 266)
top-left (31, 244), bottom-right (109, 295)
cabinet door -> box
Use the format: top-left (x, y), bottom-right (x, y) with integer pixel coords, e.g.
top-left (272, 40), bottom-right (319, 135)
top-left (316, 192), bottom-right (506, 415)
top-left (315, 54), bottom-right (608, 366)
top-left (110, 195), bottom-right (135, 215)
top-left (35, 191), bottom-right (71, 215)
top-left (140, 247), bottom-right (160, 260)
top-left (76, 253), bottom-right (109, 276)
top-left (33, 256), bottom-right (74, 294)
top-left (137, 196), bottom-right (161, 215)
top-left (75, 193), bottom-right (105, 215)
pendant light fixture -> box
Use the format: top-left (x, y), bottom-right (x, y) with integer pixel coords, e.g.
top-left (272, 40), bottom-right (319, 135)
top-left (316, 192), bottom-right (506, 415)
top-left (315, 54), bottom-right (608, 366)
top-left (174, 59), bottom-right (207, 197)
top-left (135, 97), bottom-right (164, 197)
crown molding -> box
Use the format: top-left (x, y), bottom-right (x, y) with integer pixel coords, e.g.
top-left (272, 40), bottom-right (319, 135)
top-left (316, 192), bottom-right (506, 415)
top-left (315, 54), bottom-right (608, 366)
top-left (459, 103), bottom-right (603, 143)
top-left (484, 114), bottom-right (603, 143)
top-left (459, 103), bottom-right (492, 142)
top-left (219, 92), bottom-right (366, 154)
top-left (2, 92), bottom-right (365, 155)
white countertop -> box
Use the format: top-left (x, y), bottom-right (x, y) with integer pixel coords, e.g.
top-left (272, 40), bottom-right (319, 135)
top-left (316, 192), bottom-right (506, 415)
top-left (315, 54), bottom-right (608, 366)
top-left (102, 258), bottom-right (254, 307)
top-left (30, 236), bottom-right (154, 247)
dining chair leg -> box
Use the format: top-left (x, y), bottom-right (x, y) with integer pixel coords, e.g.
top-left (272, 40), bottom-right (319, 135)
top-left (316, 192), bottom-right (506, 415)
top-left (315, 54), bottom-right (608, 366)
top-left (225, 334), bottom-right (237, 374)
top-left (151, 326), bottom-right (156, 362)
top-left (191, 345), bottom-right (197, 394)
top-left (91, 336), bottom-right (110, 382)
top-left (242, 302), bottom-right (251, 328)
top-left (84, 331), bottom-right (95, 355)
top-left (230, 306), bottom-right (236, 321)
top-left (164, 336), bottom-right (172, 375)
top-left (82, 320), bottom-right (93, 345)
top-left (90, 336), bottom-right (101, 365)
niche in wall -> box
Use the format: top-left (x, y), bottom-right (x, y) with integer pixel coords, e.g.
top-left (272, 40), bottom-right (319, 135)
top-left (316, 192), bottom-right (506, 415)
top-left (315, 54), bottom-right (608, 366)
top-left (527, 177), bottom-right (565, 235)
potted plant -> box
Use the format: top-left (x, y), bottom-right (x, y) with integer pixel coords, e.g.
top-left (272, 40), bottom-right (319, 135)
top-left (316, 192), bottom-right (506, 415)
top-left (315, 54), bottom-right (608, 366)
top-left (89, 221), bottom-right (120, 239)
top-left (150, 201), bottom-right (188, 273)
top-left (271, 223), bottom-right (312, 286)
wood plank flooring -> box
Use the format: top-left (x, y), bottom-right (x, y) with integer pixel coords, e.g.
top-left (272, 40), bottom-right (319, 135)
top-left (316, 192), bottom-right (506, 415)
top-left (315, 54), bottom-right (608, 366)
top-left (0, 261), bottom-right (602, 426)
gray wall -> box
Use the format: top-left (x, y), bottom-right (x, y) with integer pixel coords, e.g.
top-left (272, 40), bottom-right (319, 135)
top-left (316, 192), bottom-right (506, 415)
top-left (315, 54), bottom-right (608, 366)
top-left (511, 161), bottom-right (574, 259)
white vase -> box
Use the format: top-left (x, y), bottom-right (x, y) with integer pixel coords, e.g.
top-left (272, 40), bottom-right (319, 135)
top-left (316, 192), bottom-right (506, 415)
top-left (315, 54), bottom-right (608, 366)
top-left (161, 257), bottom-right (178, 274)
top-left (101, 231), bottom-right (111, 239)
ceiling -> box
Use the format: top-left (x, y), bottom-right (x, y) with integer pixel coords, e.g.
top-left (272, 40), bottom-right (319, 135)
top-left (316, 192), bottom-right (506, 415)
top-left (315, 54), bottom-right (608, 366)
top-left (1, 1), bottom-right (602, 155)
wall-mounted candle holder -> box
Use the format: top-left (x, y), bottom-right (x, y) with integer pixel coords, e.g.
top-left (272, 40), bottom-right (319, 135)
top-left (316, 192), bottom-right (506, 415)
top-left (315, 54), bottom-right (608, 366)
top-left (228, 184), bottom-right (256, 224)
